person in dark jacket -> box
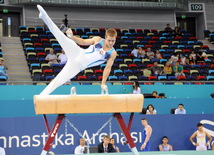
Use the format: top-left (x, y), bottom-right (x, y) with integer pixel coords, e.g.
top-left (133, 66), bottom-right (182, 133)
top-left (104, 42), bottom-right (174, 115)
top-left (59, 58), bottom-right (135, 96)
top-left (97, 135), bottom-right (116, 153)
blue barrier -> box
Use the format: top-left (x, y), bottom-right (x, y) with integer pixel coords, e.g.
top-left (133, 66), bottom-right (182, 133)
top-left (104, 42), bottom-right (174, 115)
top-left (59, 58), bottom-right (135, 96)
top-left (0, 85), bottom-right (214, 100)
top-left (0, 114), bottom-right (213, 155)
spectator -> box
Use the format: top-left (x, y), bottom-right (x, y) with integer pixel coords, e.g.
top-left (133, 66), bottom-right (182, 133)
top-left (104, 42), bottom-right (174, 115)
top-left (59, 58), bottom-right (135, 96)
top-left (131, 81), bottom-right (141, 94)
top-left (45, 49), bottom-right (59, 66)
top-left (97, 135), bottom-right (116, 153)
top-left (173, 27), bottom-right (180, 37)
top-left (146, 104), bottom-right (157, 115)
top-left (159, 136), bottom-right (173, 151)
top-left (131, 47), bottom-right (138, 58)
top-left (138, 46), bottom-right (146, 58)
top-left (152, 91), bottom-right (158, 98)
top-left (170, 53), bottom-right (179, 66)
top-left (0, 60), bottom-right (8, 80)
top-left (146, 61), bottom-right (162, 77)
top-left (146, 47), bottom-right (155, 59)
top-left (74, 138), bottom-right (86, 154)
top-left (189, 51), bottom-right (196, 65)
top-left (58, 49), bottom-right (68, 67)
top-left (164, 24), bottom-right (173, 33)
top-left (190, 123), bottom-right (212, 151)
top-left (180, 53), bottom-right (187, 66)
top-left (175, 103), bottom-right (186, 114)
top-left (155, 49), bottom-right (162, 60)
top-left (60, 19), bottom-right (68, 32)
top-left (163, 61), bottom-right (173, 77)
top-left (173, 61), bottom-right (185, 78)
top-left (196, 49), bottom-right (206, 64)
top-left (110, 138), bottom-right (120, 152)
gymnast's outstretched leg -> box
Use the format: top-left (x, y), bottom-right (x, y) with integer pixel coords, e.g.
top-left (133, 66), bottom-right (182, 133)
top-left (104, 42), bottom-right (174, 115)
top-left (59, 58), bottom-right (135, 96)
top-left (37, 5), bottom-right (84, 95)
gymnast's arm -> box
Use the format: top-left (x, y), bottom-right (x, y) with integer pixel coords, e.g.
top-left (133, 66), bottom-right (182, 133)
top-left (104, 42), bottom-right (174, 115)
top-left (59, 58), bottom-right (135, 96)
top-left (101, 50), bottom-right (117, 90)
top-left (66, 28), bottom-right (101, 45)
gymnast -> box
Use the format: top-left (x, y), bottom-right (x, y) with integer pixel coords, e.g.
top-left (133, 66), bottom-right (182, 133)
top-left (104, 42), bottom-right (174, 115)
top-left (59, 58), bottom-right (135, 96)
top-left (37, 5), bottom-right (117, 95)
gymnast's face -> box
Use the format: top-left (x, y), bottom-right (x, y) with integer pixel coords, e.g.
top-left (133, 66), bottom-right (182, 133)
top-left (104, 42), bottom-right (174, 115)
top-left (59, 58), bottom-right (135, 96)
top-left (105, 36), bottom-right (116, 48)
top-left (162, 138), bottom-right (168, 144)
top-left (141, 120), bottom-right (147, 127)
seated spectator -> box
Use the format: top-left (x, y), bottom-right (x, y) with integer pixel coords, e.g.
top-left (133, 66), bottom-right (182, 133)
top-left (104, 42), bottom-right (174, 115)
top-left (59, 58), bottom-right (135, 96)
top-left (141, 61), bottom-right (162, 77)
top-left (45, 49), bottom-right (59, 66)
top-left (97, 135), bottom-right (116, 153)
top-left (74, 138), bottom-right (86, 154)
top-left (196, 49), bottom-right (207, 64)
top-left (110, 138), bottom-right (120, 152)
top-left (155, 49), bottom-right (162, 60)
top-left (146, 104), bottom-right (157, 115)
top-left (131, 47), bottom-right (138, 58)
top-left (173, 27), bottom-right (180, 37)
top-left (152, 91), bottom-right (159, 98)
top-left (131, 81), bottom-right (141, 94)
top-left (164, 23), bottom-right (173, 33)
top-left (0, 59), bottom-right (8, 79)
top-left (173, 61), bottom-right (185, 78)
top-left (58, 49), bottom-right (68, 67)
top-left (138, 46), bottom-right (146, 58)
top-left (159, 136), bottom-right (173, 151)
top-left (146, 47), bottom-right (155, 59)
top-left (189, 51), bottom-right (196, 65)
top-left (170, 53), bottom-right (179, 66)
top-left (180, 53), bottom-right (187, 66)
top-left (175, 103), bottom-right (186, 114)
top-left (163, 61), bottom-right (173, 77)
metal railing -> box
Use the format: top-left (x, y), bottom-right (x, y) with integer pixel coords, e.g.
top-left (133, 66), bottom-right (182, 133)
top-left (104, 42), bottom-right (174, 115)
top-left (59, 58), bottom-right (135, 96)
top-left (0, 80), bottom-right (213, 85)
top-left (8, 0), bottom-right (189, 10)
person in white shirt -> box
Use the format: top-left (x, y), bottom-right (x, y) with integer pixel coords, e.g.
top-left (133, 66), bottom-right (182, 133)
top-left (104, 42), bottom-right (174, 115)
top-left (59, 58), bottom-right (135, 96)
top-left (180, 54), bottom-right (186, 66)
top-left (59, 20), bottom-right (67, 32)
top-left (130, 81), bottom-right (141, 94)
top-left (190, 123), bottom-right (212, 151)
top-left (0, 146), bottom-right (5, 155)
top-left (174, 103), bottom-right (186, 114)
top-left (58, 49), bottom-right (68, 67)
top-left (74, 138), bottom-right (86, 154)
top-left (131, 47), bottom-right (138, 58)
top-left (146, 104), bottom-right (157, 115)
top-left (189, 51), bottom-right (196, 65)
top-left (138, 46), bottom-right (146, 58)
top-left (170, 53), bottom-right (179, 66)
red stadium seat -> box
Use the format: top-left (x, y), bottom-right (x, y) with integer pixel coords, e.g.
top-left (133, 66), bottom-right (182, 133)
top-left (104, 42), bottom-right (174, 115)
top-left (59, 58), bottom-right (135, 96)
top-left (190, 37), bottom-right (197, 41)
top-left (41, 39), bottom-right (49, 42)
top-left (136, 36), bottom-right (144, 40)
top-left (136, 29), bottom-right (143, 33)
top-left (197, 76), bottom-right (206, 81)
top-left (183, 49), bottom-right (190, 53)
top-left (152, 37), bottom-right (159, 40)
top-left (43, 69), bottom-right (53, 74)
top-left (145, 45), bottom-right (152, 48)
top-left (37, 53), bottom-right (46, 57)
top-left (34, 43), bottom-right (42, 47)
top-left (177, 76), bottom-right (187, 81)
top-left (98, 76), bottom-right (103, 81)
top-left (164, 41), bottom-right (171, 45)
top-left (175, 37), bottom-right (182, 40)
top-left (128, 64), bottom-right (137, 69)
top-left (77, 76), bottom-right (87, 81)
top-left (149, 41), bottom-right (156, 44)
top-left (148, 76), bottom-right (157, 81)
top-left (147, 64), bottom-right (154, 68)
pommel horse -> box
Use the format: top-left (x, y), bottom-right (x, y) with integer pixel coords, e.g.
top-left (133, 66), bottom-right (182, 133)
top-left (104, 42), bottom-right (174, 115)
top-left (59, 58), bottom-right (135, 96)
top-left (34, 87), bottom-right (144, 155)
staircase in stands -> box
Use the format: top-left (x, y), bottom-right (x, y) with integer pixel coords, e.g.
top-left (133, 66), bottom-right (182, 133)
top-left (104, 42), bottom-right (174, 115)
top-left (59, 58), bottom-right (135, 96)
top-left (200, 39), bottom-right (214, 50)
top-left (1, 37), bottom-right (32, 84)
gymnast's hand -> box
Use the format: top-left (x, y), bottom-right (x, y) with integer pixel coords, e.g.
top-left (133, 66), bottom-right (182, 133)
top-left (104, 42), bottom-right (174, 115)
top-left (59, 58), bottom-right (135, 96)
top-left (140, 143), bottom-right (146, 150)
top-left (101, 83), bottom-right (107, 91)
top-left (66, 28), bottom-right (73, 38)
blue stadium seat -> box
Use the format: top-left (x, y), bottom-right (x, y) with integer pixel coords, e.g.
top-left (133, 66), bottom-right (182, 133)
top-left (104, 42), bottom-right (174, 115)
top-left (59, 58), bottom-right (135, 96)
top-left (114, 70), bottom-right (123, 75)
top-left (207, 76), bottom-right (214, 81)
top-left (160, 59), bottom-right (168, 64)
top-left (30, 63), bottom-right (40, 69)
top-left (45, 76), bottom-right (55, 81)
top-left (154, 82), bottom-right (163, 85)
top-left (158, 76), bottom-right (167, 81)
top-left (108, 76), bottom-right (118, 81)
top-left (0, 76), bottom-right (7, 81)
top-left (168, 76), bottom-right (177, 81)
top-left (119, 76), bottom-right (128, 81)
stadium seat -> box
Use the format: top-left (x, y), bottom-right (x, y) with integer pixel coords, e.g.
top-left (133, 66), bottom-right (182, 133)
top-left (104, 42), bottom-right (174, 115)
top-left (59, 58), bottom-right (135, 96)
top-left (158, 76), bottom-right (167, 81)
top-left (148, 76), bottom-right (157, 81)
top-left (197, 76), bottom-right (206, 81)
top-left (207, 76), bottom-right (214, 81)
top-left (177, 76), bottom-right (187, 81)
top-left (108, 76), bottom-right (117, 81)
top-left (168, 76), bottom-right (177, 81)
top-left (119, 76), bottom-right (128, 81)
top-left (78, 76), bottom-right (87, 81)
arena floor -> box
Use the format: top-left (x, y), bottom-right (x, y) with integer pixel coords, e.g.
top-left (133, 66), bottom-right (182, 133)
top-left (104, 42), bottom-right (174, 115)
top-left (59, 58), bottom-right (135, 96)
top-left (58, 150), bottom-right (214, 155)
